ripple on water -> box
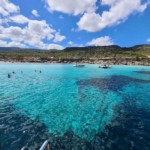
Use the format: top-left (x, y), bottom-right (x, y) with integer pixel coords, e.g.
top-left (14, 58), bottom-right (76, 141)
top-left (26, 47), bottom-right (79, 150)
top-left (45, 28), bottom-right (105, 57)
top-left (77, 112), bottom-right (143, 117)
top-left (0, 65), bottom-right (150, 150)
top-left (0, 93), bottom-right (150, 150)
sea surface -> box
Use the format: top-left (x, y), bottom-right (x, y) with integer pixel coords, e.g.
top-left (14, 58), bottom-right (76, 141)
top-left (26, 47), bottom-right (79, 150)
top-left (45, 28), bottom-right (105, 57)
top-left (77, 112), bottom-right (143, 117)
top-left (0, 62), bottom-right (150, 150)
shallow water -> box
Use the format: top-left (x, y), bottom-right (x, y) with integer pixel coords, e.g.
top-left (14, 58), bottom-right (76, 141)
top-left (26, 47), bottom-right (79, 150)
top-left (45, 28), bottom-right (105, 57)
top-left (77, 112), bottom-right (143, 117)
top-left (0, 63), bottom-right (150, 150)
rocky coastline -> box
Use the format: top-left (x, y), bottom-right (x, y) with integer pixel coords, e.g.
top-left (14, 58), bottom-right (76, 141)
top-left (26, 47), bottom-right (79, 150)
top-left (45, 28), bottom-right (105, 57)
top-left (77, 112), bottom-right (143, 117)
top-left (0, 57), bottom-right (150, 66)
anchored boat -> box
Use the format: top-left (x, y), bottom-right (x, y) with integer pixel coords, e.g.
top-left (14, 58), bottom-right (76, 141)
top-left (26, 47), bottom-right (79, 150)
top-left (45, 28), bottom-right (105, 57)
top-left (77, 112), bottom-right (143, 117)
top-left (73, 63), bottom-right (85, 67)
top-left (99, 64), bottom-right (111, 69)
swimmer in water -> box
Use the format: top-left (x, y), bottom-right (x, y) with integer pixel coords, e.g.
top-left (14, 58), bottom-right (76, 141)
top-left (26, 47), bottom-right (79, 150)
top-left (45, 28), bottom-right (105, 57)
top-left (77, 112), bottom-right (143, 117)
top-left (8, 73), bottom-right (11, 78)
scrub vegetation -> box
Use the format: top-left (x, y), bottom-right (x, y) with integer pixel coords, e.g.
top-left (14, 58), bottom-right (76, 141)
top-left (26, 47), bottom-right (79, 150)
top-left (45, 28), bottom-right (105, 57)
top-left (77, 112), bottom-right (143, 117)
top-left (0, 45), bottom-right (150, 65)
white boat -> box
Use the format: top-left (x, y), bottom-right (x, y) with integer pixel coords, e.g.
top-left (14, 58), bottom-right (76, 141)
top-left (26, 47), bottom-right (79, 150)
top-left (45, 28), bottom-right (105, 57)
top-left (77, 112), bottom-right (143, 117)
top-left (21, 140), bottom-right (50, 150)
top-left (99, 64), bottom-right (111, 69)
top-left (73, 64), bottom-right (85, 67)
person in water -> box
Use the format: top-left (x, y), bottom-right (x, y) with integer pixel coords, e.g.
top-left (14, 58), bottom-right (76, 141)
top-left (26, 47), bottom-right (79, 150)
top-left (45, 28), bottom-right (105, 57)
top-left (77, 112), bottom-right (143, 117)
top-left (8, 73), bottom-right (11, 78)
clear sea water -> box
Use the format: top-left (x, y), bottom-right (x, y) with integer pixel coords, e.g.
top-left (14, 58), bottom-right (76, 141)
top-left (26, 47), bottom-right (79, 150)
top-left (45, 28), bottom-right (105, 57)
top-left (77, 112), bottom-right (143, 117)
top-left (0, 62), bottom-right (150, 150)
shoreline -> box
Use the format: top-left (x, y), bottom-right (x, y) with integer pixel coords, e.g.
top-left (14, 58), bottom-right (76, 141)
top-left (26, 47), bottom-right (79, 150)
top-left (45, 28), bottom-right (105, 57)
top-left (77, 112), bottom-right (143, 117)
top-left (0, 45), bottom-right (150, 66)
top-left (0, 58), bottom-right (150, 66)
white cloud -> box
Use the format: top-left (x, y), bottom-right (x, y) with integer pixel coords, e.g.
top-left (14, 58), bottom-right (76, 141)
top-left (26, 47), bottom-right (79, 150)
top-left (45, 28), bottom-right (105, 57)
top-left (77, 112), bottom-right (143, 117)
top-left (0, 25), bottom-right (64, 49)
top-left (0, 0), bottom-right (19, 16)
top-left (68, 41), bottom-right (74, 45)
top-left (0, 39), bottom-right (64, 50)
top-left (0, 22), bottom-right (64, 49)
top-left (101, 0), bottom-right (118, 6)
top-left (9, 15), bottom-right (29, 24)
top-left (78, 0), bottom-right (149, 32)
top-left (44, 0), bottom-right (149, 32)
top-left (32, 9), bottom-right (40, 17)
top-left (7, 41), bottom-right (26, 47)
top-left (0, 6), bottom-right (9, 16)
top-left (0, 21), bottom-right (58, 48)
top-left (0, 0), bottom-right (65, 50)
top-left (53, 32), bottom-right (66, 42)
top-left (77, 12), bottom-right (102, 32)
top-left (44, 0), bottom-right (97, 15)
top-left (47, 44), bottom-right (64, 50)
top-left (87, 36), bottom-right (114, 46)
top-left (0, 40), bottom-right (26, 47)
top-left (0, 40), bottom-right (7, 46)
top-left (147, 38), bottom-right (150, 42)
top-left (0, 21), bottom-right (54, 41)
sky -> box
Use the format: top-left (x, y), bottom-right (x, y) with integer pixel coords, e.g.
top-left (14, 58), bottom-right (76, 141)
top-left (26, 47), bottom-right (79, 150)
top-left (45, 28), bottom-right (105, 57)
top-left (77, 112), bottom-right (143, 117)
top-left (0, 0), bottom-right (150, 50)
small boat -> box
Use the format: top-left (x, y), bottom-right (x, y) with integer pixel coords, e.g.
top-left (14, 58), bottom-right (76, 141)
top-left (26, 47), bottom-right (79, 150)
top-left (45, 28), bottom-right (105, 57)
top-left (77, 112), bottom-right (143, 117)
top-left (73, 64), bottom-right (85, 67)
top-left (39, 140), bottom-right (50, 150)
top-left (99, 64), bottom-right (111, 69)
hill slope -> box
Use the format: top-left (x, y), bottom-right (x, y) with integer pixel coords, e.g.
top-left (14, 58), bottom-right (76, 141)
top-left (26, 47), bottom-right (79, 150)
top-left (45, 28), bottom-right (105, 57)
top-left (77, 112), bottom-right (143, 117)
top-left (0, 45), bottom-right (150, 65)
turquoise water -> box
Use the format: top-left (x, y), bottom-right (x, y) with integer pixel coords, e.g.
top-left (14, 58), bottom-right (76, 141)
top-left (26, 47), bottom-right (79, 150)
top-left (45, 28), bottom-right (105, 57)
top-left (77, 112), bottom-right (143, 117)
top-left (0, 62), bottom-right (150, 149)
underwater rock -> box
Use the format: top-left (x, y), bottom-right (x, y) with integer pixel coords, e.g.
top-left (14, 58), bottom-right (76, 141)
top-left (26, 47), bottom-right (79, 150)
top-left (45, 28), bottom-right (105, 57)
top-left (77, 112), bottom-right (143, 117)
top-left (0, 105), bottom-right (50, 150)
top-left (134, 71), bottom-right (150, 75)
top-left (1, 96), bottom-right (150, 150)
top-left (77, 75), bottom-right (150, 92)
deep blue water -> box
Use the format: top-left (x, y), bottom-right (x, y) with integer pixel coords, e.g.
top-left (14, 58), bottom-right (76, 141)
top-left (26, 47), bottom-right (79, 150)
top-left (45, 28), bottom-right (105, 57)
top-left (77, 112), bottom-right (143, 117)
top-left (0, 62), bottom-right (150, 150)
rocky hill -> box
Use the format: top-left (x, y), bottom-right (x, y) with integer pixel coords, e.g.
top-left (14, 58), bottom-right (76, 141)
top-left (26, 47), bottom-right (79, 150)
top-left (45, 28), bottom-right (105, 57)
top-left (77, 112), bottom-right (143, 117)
top-left (0, 45), bottom-right (150, 65)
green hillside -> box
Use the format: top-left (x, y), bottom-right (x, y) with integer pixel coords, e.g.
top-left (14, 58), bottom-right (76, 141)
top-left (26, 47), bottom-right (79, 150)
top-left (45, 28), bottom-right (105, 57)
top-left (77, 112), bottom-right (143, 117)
top-left (0, 45), bottom-right (150, 65)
